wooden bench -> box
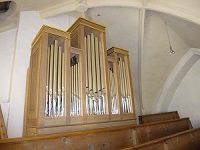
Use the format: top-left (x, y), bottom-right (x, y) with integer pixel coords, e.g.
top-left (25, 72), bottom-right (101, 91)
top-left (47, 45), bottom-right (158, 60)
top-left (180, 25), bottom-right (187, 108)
top-left (122, 128), bottom-right (200, 150)
top-left (133, 118), bottom-right (192, 144)
top-left (0, 105), bottom-right (7, 139)
top-left (138, 111), bottom-right (180, 124)
top-left (0, 125), bottom-right (135, 150)
top-left (0, 118), bottom-right (192, 150)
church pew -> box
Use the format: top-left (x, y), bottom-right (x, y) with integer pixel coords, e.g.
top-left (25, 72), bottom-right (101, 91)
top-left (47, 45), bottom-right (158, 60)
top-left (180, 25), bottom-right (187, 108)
top-left (192, 127), bottom-right (200, 148)
top-left (134, 118), bottom-right (192, 144)
top-left (122, 128), bottom-right (200, 150)
top-left (0, 125), bottom-right (135, 150)
top-left (138, 111), bottom-right (180, 124)
top-left (0, 118), bottom-right (192, 150)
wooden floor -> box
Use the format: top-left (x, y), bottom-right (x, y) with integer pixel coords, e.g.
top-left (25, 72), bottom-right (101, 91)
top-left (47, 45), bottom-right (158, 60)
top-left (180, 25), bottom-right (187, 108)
top-left (0, 111), bottom-right (199, 150)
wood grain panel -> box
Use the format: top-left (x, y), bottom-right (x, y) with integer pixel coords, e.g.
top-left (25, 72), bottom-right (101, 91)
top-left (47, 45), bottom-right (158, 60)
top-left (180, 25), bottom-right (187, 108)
top-left (139, 111), bottom-right (180, 124)
top-left (28, 41), bottom-right (41, 120)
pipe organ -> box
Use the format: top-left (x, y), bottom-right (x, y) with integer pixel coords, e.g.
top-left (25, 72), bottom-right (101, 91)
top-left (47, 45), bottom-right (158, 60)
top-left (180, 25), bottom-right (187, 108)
top-left (23, 18), bottom-right (136, 136)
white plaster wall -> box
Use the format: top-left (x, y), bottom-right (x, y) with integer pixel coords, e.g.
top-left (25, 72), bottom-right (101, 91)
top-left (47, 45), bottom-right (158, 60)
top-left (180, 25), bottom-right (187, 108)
top-left (6, 11), bottom-right (75, 138)
top-left (86, 7), bottom-right (141, 117)
top-left (0, 29), bottom-right (17, 128)
top-left (0, 29), bottom-right (16, 102)
top-left (169, 59), bottom-right (200, 128)
top-left (142, 11), bottom-right (190, 114)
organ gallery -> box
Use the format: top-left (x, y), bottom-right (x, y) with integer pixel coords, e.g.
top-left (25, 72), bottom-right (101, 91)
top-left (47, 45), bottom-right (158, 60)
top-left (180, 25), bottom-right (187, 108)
top-left (23, 17), bottom-right (136, 136)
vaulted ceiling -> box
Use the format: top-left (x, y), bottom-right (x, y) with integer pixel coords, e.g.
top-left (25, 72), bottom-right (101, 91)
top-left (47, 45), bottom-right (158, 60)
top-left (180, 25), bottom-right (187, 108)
top-left (158, 12), bottom-right (200, 48)
top-left (1, 0), bottom-right (200, 32)
top-left (0, 0), bottom-right (200, 49)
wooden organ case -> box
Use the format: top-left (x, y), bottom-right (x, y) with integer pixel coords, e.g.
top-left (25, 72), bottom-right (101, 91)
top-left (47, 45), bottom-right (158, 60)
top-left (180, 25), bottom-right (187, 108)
top-left (24, 18), bottom-right (136, 136)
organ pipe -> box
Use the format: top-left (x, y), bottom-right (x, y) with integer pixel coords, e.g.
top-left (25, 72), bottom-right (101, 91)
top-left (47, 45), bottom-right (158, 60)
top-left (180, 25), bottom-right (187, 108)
top-left (84, 34), bottom-right (106, 115)
top-left (45, 37), bottom-right (132, 117)
top-left (118, 57), bottom-right (131, 113)
top-left (45, 41), bottom-right (65, 117)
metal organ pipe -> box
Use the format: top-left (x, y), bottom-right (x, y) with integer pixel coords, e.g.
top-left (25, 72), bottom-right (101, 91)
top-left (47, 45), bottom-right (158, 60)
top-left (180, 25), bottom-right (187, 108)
top-left (108, 66), bottom-right (118, 114)
top-left (118, 57), bottom-right (131, 113)
top-left (84, 34), bottom-right (106, 115)
top-left (48, 44), bottom-right (54, 116)
top-left (70, 56), bottom-right (81, 116)
top-left (61, 51), bottom-right (65, 116)
top-left (57, 47), bottom-right (62, 116)
top-left (95, 38), bottom-right (101, 94)
top-left (45, 40), bottom-right (65, 117)
top-left (45, 47), bottom-right (50, 116)
top-left (87, 34), bottom-right (92, 92)
top-left (45, 36), bottom-right (132, 117)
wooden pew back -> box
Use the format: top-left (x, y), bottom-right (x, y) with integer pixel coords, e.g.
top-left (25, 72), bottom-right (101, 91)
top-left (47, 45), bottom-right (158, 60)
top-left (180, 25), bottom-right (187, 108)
top-left (0, 118), bottom-right (193, 149)
top-left (135, 118), bottom-right (192, 144)
top-left (192, 127), bottom-right (200, 148)
top-left (138, 111), bottom-right (180, 124)
top-left (123, 128), bottom-right (200, 150)
top-left (0, 126), bottom-right (135, 150)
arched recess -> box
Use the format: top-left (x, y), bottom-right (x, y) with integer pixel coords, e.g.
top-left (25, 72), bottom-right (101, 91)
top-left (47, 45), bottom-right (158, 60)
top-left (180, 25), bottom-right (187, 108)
top-left (156, 48), bottom-right (200, 112)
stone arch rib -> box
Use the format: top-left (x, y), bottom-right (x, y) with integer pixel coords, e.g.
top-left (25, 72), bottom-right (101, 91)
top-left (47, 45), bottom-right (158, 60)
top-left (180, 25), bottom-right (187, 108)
top-left (156, 48), bottom-right (200, 112)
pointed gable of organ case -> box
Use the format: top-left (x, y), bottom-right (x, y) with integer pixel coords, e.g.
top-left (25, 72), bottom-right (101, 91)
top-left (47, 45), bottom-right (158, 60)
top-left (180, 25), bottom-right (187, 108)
top-left (23, 17), bottom-right (136, 136)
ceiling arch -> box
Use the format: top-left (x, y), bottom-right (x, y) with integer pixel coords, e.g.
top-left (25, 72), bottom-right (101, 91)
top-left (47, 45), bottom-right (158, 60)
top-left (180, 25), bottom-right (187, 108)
top-left (39, 0), bottom-right (200, 25)
top-left (145, 0), bottom-right (200, 26)
top-left (0, 0), bottom-right (200, 32)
